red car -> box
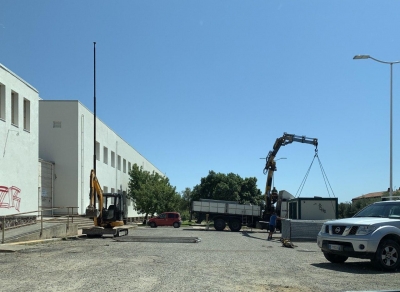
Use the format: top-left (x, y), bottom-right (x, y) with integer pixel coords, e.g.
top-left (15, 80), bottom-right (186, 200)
top-left (148, 212), bottom-right (182, 228)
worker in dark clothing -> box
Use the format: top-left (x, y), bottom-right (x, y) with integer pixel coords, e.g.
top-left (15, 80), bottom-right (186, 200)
top-left (268, 212), bottom-right (279, 240)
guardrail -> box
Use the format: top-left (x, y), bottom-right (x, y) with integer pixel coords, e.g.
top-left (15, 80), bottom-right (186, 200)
top-left (1, 206), bottom-right (79, 244)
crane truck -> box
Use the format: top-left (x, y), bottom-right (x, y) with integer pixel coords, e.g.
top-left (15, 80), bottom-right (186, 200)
top-left (83, 169), bottom-right (129, 237)
top-left (191, 132), bottom-right (318, 232)
top-left (262, 133), bottom-right (318, 225)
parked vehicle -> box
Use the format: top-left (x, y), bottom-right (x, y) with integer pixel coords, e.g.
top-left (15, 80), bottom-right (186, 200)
top-left (192, 199), bottom-right (262, 232)
top-left (148, 212), bottom-right (182, 228)
top-left (317, 200), bottom-right (400, 271)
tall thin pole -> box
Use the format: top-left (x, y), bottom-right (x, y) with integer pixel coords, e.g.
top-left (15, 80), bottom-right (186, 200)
top-left (390, 63), bottom-right (393, 200)
top-left (93, 42), bottom-right (97, 172)
top-left (93, 42), bottom-right (97, 208)
top-left (353, 55), bottom-right (400, 200)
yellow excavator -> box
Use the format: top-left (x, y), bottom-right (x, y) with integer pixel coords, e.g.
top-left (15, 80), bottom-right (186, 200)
top-left (83, 170), bottom-right (129, 237)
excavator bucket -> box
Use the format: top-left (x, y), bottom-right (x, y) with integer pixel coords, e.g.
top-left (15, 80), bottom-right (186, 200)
top-left (85, 205), bottom-right (99, 218)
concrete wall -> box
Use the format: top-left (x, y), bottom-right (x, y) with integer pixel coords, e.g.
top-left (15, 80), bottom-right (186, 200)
top-left (3, 223), bottom-right (78, 244)
top-left (282, 219), bottom-right (327, 241)
top-left (39, 100), bottom-right (164, 217)
top-left (0, 64), bottom-right (40, 216)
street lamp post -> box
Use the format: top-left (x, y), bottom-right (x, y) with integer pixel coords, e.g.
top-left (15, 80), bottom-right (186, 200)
top-left (354, 55), bottom-right (400, 200)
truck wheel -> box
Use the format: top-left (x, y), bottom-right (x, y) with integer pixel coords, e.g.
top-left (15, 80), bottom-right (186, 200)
top-left (214, 218), bottom-right (226, 231)
top-left (372, 239), bottom-right (400, 271)
top-left (173, 222), bottom-right (180, 228)
top-left (150, 222), bottom-right (157, 228)
top-left (229, 219), bottom-right (242, 232)
top-left (323, 252), bottom-right (348, 264)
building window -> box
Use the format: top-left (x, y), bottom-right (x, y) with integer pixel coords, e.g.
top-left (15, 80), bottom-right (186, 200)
top-left (0, 83), bottom-right (5, 121)
top-left (95, 142), bottom-right (100, 161)
top-left (53, 121), bottom-right (61, 128)
top-left (23, 99), bottom-right (30, 131)
top-left (128, 162), bottom-right (131, 172)
top-left (11, 91), bottom-right (18, 126)
top-left (123, 159), bottom-right (126, 173)
top-left (103, 147), bottom-right (108, 164)
top-left (111, 151), bottom-right (115, 168)
top-left (117, 155), bottom-right (121, 171)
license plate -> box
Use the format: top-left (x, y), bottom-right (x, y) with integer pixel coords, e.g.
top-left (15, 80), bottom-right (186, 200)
top-left (328, 244), bottom-right (343, 251)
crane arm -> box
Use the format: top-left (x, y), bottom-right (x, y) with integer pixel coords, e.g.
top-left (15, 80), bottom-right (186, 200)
top-left (263, 133), bottom-right (318, 174)
top-left (263, 133), bottom-right (318, 214)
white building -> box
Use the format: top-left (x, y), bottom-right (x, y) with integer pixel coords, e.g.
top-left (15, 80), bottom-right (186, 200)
top-left (1, 63), bottom-right (163, 220)
top-left (39, 100), bottom-right (163, 218)
top-left (0, 64), bottom-right (40, 216)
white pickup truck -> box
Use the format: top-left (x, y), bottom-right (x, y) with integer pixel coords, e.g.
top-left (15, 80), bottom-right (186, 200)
top-left (317, 200), bottom-right (400, 271)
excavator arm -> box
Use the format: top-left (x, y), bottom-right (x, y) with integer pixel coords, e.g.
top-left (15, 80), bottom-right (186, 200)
top-left (263, 133), bottom-right (318, 215)
top-left (85, 169), bottom-right (104, 226)
top-left (82, 170), bottom-right (128, 236)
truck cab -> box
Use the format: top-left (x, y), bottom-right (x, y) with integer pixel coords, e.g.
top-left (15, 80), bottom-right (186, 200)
top-left (317, 200), bottom-right (400, 271)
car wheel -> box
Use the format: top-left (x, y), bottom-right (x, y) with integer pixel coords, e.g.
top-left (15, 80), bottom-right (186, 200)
top-left (173, 222), bottom-right (180, 228)
top-left (323, 252), bottom-right (348, 263)
top-left (372, 239), bottom-right (400, 271)
top-left (228, 219), bottom-right (242, 232)
top-left (214, 218), bottom-right (226, 231)
top-left (150, 222), bottom-right (157, 228)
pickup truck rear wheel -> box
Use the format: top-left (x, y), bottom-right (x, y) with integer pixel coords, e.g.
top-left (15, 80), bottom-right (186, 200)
top-left (372, 239), bottom-right (400, 271)
top-left (149, 222), bottom-right (157, 228)
top-left (323, 252), bottom-right (348, 263)
top-left (214, 218), bottom-right (226, 231)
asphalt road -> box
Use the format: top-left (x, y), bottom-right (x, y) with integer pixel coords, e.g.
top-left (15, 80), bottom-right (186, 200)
top-left (1, 226), bottom-right (399, 292)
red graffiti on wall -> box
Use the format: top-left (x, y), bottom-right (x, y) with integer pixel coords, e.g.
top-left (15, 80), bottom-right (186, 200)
top-left (0, 186), bottom-right (21, 212)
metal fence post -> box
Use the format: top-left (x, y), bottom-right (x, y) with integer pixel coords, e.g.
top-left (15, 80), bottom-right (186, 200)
top-left (2, 216), bottom-right (5, 244)
top-left (67, 207), bottom-right (70, 231)
top-left (40, 209), bottom-right (43, 237)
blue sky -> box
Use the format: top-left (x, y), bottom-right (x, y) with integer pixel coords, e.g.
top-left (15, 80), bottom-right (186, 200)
top-left (2, 1), bottom-right (400, 203)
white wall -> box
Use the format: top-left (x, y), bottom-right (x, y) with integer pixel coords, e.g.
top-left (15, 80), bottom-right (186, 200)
top-left (0, 64), bottom-right (39, 216)
top-left (39, 101), bottom-right (79, 213)
top-left (39, 100), bottom-right (164, 216)
top-left (299, 199), bottom-right (337, 220)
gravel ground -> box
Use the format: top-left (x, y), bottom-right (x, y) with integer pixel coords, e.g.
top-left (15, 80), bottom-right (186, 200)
top-left (1, 226), bottom-right (399, 292)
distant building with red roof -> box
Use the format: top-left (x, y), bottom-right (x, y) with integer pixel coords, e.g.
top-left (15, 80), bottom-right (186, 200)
top-left (352, 191), bottom-right (385, 202)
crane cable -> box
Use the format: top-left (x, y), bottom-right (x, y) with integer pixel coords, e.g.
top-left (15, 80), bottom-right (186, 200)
top-left (295, 149), bottom-right (336, 199)
top-left (295, 152), bottom-right (316, 198)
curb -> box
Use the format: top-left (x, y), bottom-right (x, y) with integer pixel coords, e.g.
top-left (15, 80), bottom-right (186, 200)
top-left (0, 234), bottom-right (88, 251)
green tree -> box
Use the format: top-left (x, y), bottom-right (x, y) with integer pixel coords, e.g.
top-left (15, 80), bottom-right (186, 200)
top-left (338, 197), bottom-right (382, 218)
top-left (191, 170), bottom-right (263, 205)
top-left (178, 187), bottom-right (192, 221)
top-left (381, 189), bottom-right (400, 199)
top-left (338, 202), bottom-right (353, 218)
top-left (128, 163), bottom-right (180, 222)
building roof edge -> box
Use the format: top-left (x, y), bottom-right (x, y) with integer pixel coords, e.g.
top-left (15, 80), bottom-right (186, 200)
top-left (0, 63), bottom-right (39, 93)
